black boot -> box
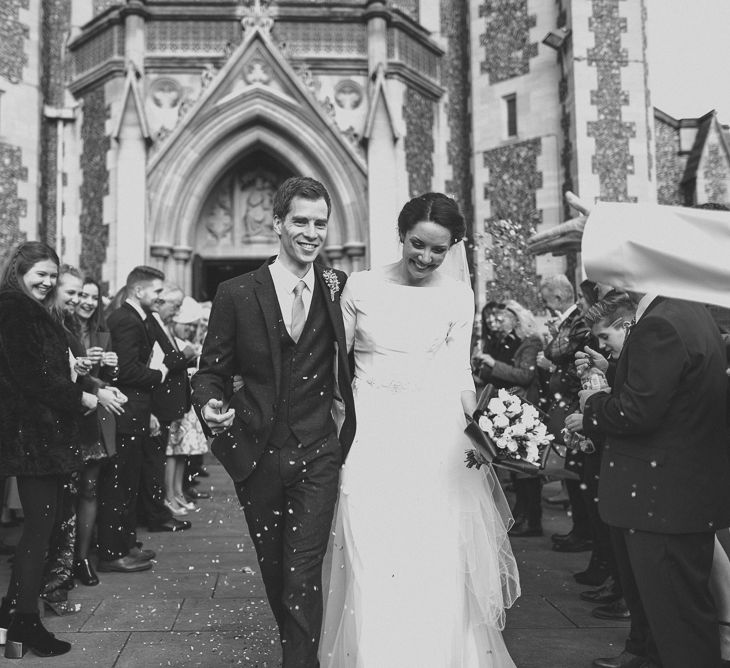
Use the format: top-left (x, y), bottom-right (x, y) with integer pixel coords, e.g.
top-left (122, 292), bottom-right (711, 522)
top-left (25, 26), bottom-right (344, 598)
top-left (73, 558), bottom-right (99, 587)
top-left (4, 611), bottom-right (71, 658)
top-left (0, 597), bottom-right (14, 645)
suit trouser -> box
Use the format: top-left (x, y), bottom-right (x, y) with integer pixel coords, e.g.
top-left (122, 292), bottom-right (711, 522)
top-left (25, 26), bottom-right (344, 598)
top-left (97, 433), bottom-right (143, 560)
top-left (235, 432), bottom-right (341, 668)
top-left (610, 525), bottom-right (719, 668)
top-left (138, 424), bottom-right (172, 527)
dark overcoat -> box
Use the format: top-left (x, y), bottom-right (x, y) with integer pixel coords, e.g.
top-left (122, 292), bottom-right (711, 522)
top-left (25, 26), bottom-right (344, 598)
top-left (0, 290), bottom-right (84, 476)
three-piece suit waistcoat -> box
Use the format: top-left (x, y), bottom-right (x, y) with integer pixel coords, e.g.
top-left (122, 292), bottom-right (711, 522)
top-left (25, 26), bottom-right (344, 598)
top-left (269, 280), bottom-right (337, 448)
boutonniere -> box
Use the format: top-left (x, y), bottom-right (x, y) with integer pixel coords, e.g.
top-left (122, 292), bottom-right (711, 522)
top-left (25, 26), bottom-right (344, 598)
top-left (322, 269), bottom-right (340, 302)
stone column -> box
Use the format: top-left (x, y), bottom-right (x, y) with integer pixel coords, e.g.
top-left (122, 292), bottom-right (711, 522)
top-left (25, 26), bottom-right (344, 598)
top-left (364, 0), bottom-right (401, 267)
top-left (344, 241), bottom-right (367, 272)
top-left (150, 242), bottom-right (173, 276)
top-left (172, 246), bottom-right (193, 293)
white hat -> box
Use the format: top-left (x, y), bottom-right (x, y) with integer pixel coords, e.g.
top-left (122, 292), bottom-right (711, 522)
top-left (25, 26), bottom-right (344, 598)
top-left (174, 296), bottom-right (203, 324)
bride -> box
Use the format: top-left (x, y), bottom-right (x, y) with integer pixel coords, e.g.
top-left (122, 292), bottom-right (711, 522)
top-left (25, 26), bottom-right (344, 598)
top-left (320, 193), bottom-right (520, 667)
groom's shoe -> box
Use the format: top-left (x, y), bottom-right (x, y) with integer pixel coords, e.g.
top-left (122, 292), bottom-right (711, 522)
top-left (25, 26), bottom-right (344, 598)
top-left (591, 599), bottom-right (631, 621)
top-left (592, 650), bottom-right (648, 668)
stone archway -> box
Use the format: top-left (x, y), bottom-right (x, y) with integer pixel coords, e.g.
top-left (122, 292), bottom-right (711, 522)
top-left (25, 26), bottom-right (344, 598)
top-left (146, 86), bottom-right (368, 293)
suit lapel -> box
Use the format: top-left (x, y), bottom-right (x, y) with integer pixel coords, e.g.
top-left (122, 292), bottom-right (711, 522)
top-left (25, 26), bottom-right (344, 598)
top-left (253, 260), bottom-right (283, 398)
top-left (314, 264), bottom-right (347, 353)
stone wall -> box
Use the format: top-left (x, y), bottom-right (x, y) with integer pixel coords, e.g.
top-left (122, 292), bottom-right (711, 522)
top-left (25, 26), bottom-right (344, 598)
top-left (39, 0), bottom-right (71, 246)
top-left (79, 88), bottom-right (110, 282)
top-left (440, 0), bottom-right (474, 234)
top-left (402, 87), bottom-right (434, 198)
top-left (654, 116), bottom-right (684, 206)
top-left (477, 0), bottom-right (538, 84)
top-left (0, 0), bottom-right (29, 84)
top-left (482, 138), bottom-right (542, 310)
top-left (0, 144), bottom-right (29, 268)
top-left (703, 141), bottom-right (730, 205)
top-left (586, 0), bottom-right (636, 202)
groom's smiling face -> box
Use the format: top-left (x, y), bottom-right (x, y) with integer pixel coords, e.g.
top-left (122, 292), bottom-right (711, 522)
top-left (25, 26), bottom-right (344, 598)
top-left (274, 196), bottom-right (330, 275)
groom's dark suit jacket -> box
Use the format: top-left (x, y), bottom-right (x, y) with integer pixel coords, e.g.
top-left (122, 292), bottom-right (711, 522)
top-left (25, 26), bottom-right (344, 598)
top-left (191, 259), bottom-right (356, 481)
top-left (583, 297), bottom-right (730, 533)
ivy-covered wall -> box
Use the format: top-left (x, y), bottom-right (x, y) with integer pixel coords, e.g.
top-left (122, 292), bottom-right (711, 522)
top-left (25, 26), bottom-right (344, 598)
top-left (79, 88), bottom-right (110, 282)
top-left (482, 138), bottom-right (542, 311)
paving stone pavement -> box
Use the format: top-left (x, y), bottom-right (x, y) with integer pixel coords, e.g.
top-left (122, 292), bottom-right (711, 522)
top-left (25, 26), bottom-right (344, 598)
top-left (0, 468), bottom-right (628, 666)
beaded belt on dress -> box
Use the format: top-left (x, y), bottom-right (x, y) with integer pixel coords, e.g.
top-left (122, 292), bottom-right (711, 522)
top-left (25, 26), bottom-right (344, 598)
top-left (353, 377), bottom-right (423, 393)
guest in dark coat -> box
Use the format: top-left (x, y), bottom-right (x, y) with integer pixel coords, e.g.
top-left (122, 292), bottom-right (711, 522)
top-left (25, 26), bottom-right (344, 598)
top-left (474, 299), bottom-right (544, 536)
top-left (0, 242), bottom-right (97, 658)
top-left (579, 294), bottom-right (730, 668)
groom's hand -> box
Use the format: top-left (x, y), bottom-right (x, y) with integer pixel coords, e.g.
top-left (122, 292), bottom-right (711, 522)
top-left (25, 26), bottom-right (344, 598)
top-left (202, 398), bottom-right (235, 435)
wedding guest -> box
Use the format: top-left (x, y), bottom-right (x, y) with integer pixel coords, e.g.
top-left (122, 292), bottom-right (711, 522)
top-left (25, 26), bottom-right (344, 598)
top-left (0, 242), bottom-right (97, 657)
top-left (480, 300), bottom-right (506, 355)
top-left (474, 299), bottom-right (544, 536)
top-left (537, 274), bottom-right (595, 553)
top-left (568, 293), bottom-right (636, 622)
top-left (145, 285), bottom-right (196, 528)
top-left (74, 275), bottom-right (125, 586)
top-left (97, 266), bottom-right (177, 575)
top-left (165, 297), bottom-right (208, 514)
top-left (576, 290), bottom-right (730, 668)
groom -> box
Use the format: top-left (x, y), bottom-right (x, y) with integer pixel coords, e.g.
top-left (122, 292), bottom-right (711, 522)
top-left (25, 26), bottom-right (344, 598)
top-left (192, 176), bottom-right (356, 667)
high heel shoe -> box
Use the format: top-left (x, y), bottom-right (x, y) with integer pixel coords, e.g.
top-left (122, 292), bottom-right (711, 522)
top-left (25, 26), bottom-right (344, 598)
top-left (174, 495), bottom-right (196, 511)
top-left (164, 499), bottom-right (188, 516)
top-left (4, 612), bottom-right (71, 658)
top-left (0, 597), bottom-right (15, 645)
top-left (40, 589), bottom-right (81, 617)
top-left (73, 558), bottom-right (99, 586)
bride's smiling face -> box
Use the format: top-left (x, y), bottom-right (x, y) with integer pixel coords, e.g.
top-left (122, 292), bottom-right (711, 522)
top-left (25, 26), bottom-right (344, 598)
top-left (401, 221), bottom-right (452, 284)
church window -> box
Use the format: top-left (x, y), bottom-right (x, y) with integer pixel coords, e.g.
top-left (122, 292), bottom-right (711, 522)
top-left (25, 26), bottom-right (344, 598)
top-left (504, 94), bottom-right (517, 137)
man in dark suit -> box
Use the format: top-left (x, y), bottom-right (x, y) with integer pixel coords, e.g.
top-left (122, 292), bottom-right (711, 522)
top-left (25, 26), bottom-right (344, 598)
top-left (97, 266), bottom-right (186, 574)
top-left (192, 176), bottom-right (355, 668)
top-left (579, 293), bottom-right (730, 668)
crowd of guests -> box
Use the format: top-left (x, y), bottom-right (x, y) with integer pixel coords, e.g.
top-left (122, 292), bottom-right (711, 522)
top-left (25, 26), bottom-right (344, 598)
top-left (473, 275), bottom-right (730, 668)
top-left (0, 243), bottom-right (211, 657)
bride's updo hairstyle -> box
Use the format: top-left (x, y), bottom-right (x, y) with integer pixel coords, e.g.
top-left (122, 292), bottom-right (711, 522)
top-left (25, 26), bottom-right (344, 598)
top-left (397, 193), bottom-right (466, 246)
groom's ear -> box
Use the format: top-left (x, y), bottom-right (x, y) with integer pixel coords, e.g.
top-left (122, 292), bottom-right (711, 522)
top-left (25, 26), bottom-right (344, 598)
top-left (272, 216), bottom-right (282, 237)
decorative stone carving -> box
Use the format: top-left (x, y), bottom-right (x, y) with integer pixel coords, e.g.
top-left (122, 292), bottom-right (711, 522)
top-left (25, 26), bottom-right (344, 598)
top-left (334, 80), bottom-right (363, 110)
top-left (239, 171), bottom-right (277, 241)
top-left (272, 22), bottom-right (367, 58)
top-left (241, 0), bottom-right (274, 36)
top-left (296, 63), bottom-right (320, 95)
top-left (150, 77), bottom-right (183, 108)
top-left (146, 20), bottom-right (241, 54)
top-left (200, 64), bottom-right (217, 90)
top-left (203, 176), bottom-right (234, 242)
top-left (243, 58), bottom-right (271, 85)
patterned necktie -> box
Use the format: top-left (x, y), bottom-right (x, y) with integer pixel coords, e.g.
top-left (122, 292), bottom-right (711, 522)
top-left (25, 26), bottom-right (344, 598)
top-left (290, 280), bottom-right (306, 343)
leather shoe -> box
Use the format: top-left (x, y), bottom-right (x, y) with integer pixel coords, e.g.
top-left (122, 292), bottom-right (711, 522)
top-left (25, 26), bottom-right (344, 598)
top-left (551, 531), bottom-right (572, 543)
top-left (591, 599), bottom-right (631, 620)
top-left (509, 523), bottom-right (543, 537)
top-left (573, 560), bottom-right (610, 586)
top-left (592, 650), bottom-right (647, 668)
top-left (148, 518), bottom-right (191, 532)
top-left (97, 555), bottom-right (152, 573)
top-left (552, 534), bottom-right (593, 552)
top-left (185, 489), bottom-right (210, 500)
top-left (580, 578), bottom-right (622, 604)
top-left (129, 546), bottom-right (156, 561)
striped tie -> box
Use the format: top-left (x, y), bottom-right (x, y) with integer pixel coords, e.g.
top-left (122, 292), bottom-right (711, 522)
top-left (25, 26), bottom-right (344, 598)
top-left (291, 280), bottom-right (306, 343)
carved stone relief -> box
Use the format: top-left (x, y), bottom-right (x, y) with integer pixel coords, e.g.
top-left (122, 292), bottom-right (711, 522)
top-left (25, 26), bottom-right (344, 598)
top-left (334, 80), bottom-right (363, 110)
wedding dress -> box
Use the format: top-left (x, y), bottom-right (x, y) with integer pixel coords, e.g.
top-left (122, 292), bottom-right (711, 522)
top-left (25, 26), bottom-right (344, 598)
top-left (320, 268), bottom-right (520, 668)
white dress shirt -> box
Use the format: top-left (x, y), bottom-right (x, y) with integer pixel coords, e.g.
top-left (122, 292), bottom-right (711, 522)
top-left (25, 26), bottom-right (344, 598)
top-left (635, 293), bottom-right (659, 322)
top-left (269, 259), bottom-right (316, 338)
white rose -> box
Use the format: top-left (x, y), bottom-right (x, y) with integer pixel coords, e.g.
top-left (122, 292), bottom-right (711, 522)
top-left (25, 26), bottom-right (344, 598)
top-left (511, 423), bottom-right (526, 437)
top-left (478, 415), bottom-right (493, 432)
top-left (505, 439), bottom-right (519, 452)
top-left (488, 398), bottom-right (506, 415)
top-left (493, 414), bottom-right (510, 429)
top-left (496, 436), bottom-right (511, 450)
